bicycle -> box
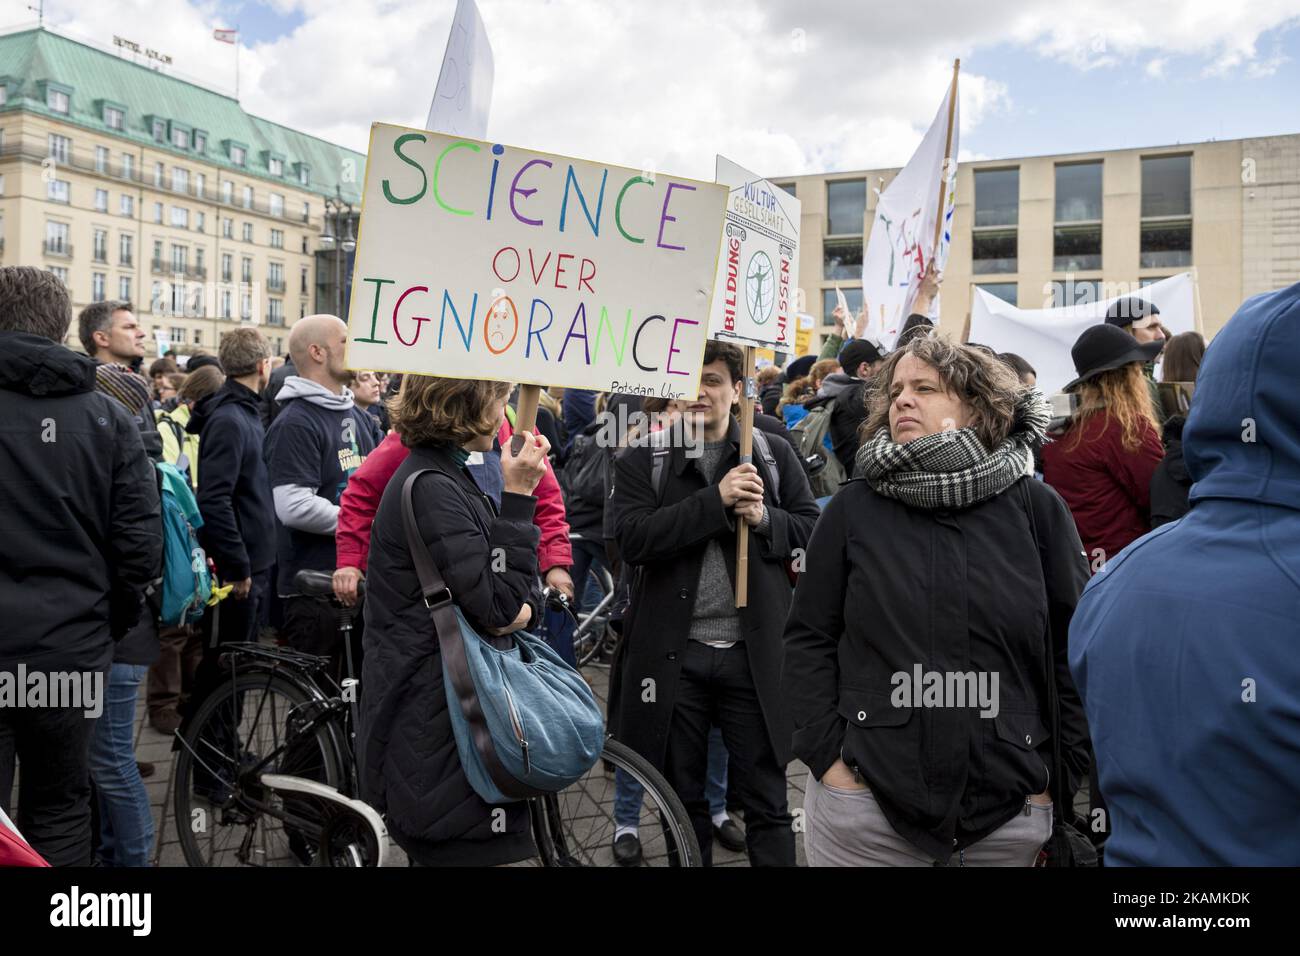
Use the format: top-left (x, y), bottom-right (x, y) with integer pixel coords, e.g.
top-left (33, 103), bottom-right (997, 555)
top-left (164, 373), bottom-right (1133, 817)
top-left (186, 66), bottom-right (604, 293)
top-left (566, 532), bottom-right (620, 667)
top-left (172, 570), bottom-right (700, 866)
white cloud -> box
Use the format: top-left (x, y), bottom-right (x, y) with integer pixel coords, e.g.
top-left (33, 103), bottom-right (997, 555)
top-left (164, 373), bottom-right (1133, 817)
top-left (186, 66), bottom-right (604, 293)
top-left (35, 0), bottom-right (1300, 181)
top-left (1145, 57), bottom-right (1168, 78)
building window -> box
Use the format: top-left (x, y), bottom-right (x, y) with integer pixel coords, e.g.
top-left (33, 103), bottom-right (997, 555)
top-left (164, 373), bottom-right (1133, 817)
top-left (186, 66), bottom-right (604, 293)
top-left (221, 253), bottom-right (232, 282)
top-left (301, 266), bottom-right (309, 295)
top-left (92, 273), bottom-right (106, 302)
top-left (194, 132), bottom-right (206, 153)
top-left (193, 329), bottom-right (202, 346)
top-left (105, 106), bottom-right (124, 130)
top-left (269, 262), bottom-right (284, 291)
top-left (120, 233), bottom-right (133, 265)
top-left (242, 222), bottom-right (254, 243)
top-left (121, 153), bottom-right (134, 180)
top-left (826, 179), bottom-right (866, 236)
top-left (221, 180), bottom-right (233, 204)
top-left (1050, 278), bottom-right (1102, 308)
top-left (298, 165), bottom-right (310, 187)
top-left (242, 185), bottom-right (253, 210)
top-left (94, 188), bottom-right (108, 212)
top-left (171, 127), bottom-right (189, 150)
top-left (153, 202), bottom-right (164, 223)
top-left (47, 88), bottom-right (69, 114)
top-left (1054, 162), bottom-right (1102, 272)
top-left (48, 134), bottom-right (70, 164)
top-left (221, 289), bottom-right (232, 319)
top-left (231, 144), bottom-right (246, 167)
top-left (222, 218), bottom-right (233, 239)
top-left (240, 292), bottom-right (252, 320)
top-left (120, 194), bottom-right (134, 217)
top-left (49, 266), bottom-right (69, 285)
top-left (195, 248), bottom-right (205, 277)
top-left (195, 212), bottom-right (205, 232)
top-left (154, 162), bottom-right (164, 187)
top-left (93, 229), bottom-right (107, 262)
top-left (119, 276), bottom-right (132, 300)
top-left (171, 206), bottom-right (189, 229)
top-left (823, 238), bottom-right (862, 281)
top-left (171, 244), bottom-right (188, 274)
top-left (45, 221), bottom-right (70, 255)
top-left (172, 167), bottom-right (189, 193)
top-left (301, 235), bottom-right (308, 254)
top-left (195, 173), bottom-right (205, 198)
top-left (95, 146), bottom-right (109, 173)
top-left (269, 193), bottom-right (284, 217)
top-left (972, 168), bottom-right (1019, 274)
top-left (1140, 155), bottom-right (1192, 268)
top-left (268, 298), bottom-right (284, 326)
top-left (975, 282), bottom-right (1018, 306)
top-left (269, 157), bottom-right (283, 177)
top-left (821, 287), bottom-right (863, 325)
top-left (170, 325), bottom-right (185, 343)
top-left (270, 228), bottom-right (284, 249)
top-left (47, 179), bottom-right (70, 203)
top-left (152, 118), bottom-right (166, 142)
top-left (241, 257), bottom-right (252, 282)
top-left (302, 200), bottom-right (310, 223)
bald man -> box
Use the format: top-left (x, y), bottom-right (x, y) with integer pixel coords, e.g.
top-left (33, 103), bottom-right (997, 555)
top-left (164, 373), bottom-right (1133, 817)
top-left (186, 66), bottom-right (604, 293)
top-left (264, 315), bottom-right (383, 675)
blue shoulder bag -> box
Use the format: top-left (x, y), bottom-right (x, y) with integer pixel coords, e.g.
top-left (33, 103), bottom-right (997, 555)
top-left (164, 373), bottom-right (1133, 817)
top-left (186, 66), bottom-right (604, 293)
top-left (400, 469), bottom-right (605, 804)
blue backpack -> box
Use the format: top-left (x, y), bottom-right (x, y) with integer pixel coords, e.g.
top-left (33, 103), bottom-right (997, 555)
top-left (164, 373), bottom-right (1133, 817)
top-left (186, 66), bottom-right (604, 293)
top-left (156, 461), bottom-right (212, 626)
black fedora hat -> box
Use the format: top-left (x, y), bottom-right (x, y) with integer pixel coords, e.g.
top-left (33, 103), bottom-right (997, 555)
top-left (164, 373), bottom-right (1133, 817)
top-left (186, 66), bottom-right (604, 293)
top-left (1063, 323), bottom-right (1164, 392)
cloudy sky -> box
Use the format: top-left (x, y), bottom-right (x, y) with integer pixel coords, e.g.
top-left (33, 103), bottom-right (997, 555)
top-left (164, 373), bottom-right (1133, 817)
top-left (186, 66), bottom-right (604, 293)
top-left (10, 0), bottom-right (1300, 178)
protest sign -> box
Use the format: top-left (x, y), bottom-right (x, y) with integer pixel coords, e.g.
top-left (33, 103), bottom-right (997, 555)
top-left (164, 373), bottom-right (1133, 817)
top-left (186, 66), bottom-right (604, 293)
top-left (427, 0), bottom-right (494, 139)
top-left (154, 329), bottom-right (170, 358)
top-left (794, 312), bottom-right (814, 356)
top-left (969, 271), bottom-right (1198, 397)
top-left (345, 123), bottom-right (728, 398)
top-left (708, 156), bottom-right (800, 353)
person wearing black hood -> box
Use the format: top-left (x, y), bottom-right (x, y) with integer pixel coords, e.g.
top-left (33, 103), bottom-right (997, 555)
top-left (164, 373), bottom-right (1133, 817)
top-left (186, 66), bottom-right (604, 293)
top-left (802, 337), bottom-right (887, 475)
top-left (0, 268), bottom-right (161, 867)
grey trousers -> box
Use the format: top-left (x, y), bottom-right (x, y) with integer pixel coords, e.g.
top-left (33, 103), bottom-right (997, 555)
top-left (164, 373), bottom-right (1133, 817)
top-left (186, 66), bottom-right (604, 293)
top-left (803, 773), bottom-right (1052, 867)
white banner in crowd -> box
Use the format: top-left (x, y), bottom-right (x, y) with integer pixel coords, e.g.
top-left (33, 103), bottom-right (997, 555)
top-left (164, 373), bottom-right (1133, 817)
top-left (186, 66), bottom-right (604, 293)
top-left (426, 0), bottom-right (494, 138)
top-left (969, 271), bottom-right (1198, 397)
top-left (707, 156), bottom-right (800, 354)
top-left (861, 79), bottom-right (959, 343)
top-left (345, 123), bottom-right (727, 398)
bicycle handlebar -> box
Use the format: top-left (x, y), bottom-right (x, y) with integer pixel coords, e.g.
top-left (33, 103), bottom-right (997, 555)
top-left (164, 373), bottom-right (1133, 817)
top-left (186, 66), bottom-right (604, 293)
top-left (294, 569), bottom-right (366, 603)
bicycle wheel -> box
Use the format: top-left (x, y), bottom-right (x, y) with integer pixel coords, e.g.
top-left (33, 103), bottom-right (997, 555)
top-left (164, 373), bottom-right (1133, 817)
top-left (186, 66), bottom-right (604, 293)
top-left (533, 737), bottom-right (702, 866)
top-left (173, 670), bottom-right (345, 866)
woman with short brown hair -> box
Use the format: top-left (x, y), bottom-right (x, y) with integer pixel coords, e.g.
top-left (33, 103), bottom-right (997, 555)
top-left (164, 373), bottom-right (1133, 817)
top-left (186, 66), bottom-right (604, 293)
top-left (783, 337), bottom-right (1090, 866)
top-left (359, 374), bottom-right (551, 866)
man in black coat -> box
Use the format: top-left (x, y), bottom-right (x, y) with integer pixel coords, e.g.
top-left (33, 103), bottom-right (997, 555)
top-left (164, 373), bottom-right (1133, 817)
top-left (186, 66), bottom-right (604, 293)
top-left (0, 268), bottom-right (161, 866)
top-left (802, 338), bottom-right (886, 475)
top-left (259, 354), bottom-right (295, 427)
top-left (611, 341), bottom-right (820, 866)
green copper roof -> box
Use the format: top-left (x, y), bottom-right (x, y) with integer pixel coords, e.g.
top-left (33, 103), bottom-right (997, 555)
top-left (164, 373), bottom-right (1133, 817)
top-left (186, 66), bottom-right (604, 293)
top-left (0, 27), bottom-right (365, 203)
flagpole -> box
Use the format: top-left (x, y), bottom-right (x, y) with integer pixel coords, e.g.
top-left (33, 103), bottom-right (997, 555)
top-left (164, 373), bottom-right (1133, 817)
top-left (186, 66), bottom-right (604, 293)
top-left (930, 58), bottom-right (960, 262)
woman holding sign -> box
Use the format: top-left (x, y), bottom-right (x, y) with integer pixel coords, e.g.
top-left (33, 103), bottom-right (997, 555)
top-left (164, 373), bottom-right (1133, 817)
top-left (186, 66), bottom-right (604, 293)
top-left (357, 375), bottom-right (550, 866)
top-left (782, 338), bottom-right (1091, 866)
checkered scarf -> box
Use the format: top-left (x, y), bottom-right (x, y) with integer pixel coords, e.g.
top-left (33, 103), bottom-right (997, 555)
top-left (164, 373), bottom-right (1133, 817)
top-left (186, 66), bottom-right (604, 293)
top-left (855, 389), bottom-right (1051, 510)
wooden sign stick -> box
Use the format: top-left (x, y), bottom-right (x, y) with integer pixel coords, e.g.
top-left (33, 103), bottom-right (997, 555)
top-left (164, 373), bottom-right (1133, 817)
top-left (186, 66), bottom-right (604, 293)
top-left (734, 345), bottom-right (756, 607)
top-left (510, 383), bottom-right (541, 454)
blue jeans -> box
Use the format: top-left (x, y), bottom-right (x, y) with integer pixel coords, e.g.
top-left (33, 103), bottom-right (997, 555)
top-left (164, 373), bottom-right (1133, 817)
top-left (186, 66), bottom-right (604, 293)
top-left (616, 725), bottom-right (729, 829)
top-left (88, 663), bottom-right (153, 867)
top-left (569, 538), bottom-right (607, 614)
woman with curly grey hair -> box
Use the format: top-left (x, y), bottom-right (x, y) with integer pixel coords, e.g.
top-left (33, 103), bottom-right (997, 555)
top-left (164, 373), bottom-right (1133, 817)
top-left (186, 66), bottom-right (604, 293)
top-left (782, 337), bottom-right (1093, 866)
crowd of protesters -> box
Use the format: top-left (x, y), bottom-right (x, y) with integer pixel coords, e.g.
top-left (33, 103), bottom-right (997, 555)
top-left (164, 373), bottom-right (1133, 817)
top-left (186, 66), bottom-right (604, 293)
top-left (1, 257), bottom-right (1296, 868)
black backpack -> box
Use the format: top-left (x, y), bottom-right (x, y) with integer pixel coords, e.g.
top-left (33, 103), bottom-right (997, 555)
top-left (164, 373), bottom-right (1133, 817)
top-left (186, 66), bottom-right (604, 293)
top-left (560, 430), bottom-right (608, 508)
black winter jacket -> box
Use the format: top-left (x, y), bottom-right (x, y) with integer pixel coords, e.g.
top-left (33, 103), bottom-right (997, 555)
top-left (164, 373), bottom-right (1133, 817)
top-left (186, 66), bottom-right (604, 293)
top-left (0, 332), bottom-right (161, 674)
top-left (611, 417), bottom-right (821, 769)
top-left (259, 358), bottom-right (295, 428)
top-left (782, 476), bottom-right (1091, 863)
top-left (1149, 415), bottom-right (1192, 528)
top-left (358, 443), bottom-right (541, 866)
top-left (803, 374), bottom-right (870, 475)
top-left (189, 380), bottom-right (277, 581)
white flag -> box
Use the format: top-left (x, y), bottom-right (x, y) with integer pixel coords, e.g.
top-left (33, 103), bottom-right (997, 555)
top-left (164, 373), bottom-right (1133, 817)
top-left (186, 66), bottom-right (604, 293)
top-left (862, 76), bottom-right (959, 344)
top-left (968, 272), bottom-right (1197, 398)
top-left (426, 0), bottom-right (494, 138)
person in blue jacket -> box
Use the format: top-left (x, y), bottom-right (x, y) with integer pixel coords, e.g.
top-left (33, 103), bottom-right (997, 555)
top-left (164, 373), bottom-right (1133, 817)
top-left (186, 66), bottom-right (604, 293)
top-left (1068, 281), bottom-right (1300, 866)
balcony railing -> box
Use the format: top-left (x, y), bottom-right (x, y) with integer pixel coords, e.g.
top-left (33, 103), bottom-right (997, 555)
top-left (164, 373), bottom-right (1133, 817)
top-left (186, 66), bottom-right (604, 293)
top-left (120, 255), bottom-right (134, 267)
top-left (266, 278), bottom-right (286, 293)
top-left (43, 241), bottom-right (73, 258)
top-left (265, 313), bottom-right (286, 327)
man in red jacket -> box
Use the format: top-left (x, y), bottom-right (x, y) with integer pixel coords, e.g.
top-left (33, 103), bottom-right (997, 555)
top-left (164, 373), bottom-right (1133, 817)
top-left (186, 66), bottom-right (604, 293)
top-left (332, 416), bottom-right (574, 603)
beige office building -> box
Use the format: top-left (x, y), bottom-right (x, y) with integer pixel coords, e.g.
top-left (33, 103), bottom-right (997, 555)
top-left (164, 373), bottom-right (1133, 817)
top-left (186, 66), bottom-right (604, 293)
top-left (0, 26), bottom-right (365, 358)
top-left (772, 132), bottom-right (1300, 355)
